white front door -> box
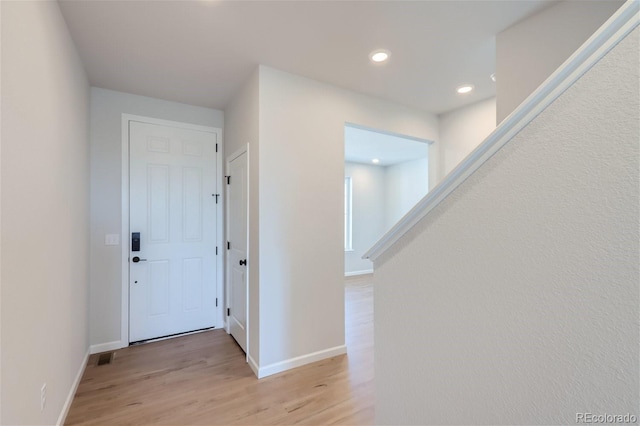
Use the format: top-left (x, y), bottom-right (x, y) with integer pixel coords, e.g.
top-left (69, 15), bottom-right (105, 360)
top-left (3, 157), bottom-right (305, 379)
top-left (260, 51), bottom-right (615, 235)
top-left (129, 121), bottom-right (218, 343)
top-left (226, 148), bottom-right (248, 352)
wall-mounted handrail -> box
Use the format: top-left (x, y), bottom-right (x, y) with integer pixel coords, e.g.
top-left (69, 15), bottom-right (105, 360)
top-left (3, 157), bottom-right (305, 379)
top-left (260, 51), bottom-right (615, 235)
top-left (363, 0), bottom-right (639, 263)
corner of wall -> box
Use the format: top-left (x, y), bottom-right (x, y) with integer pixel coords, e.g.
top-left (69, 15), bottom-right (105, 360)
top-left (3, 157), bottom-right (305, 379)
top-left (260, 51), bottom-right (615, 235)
top-left (437, 97), bottom-right (497, 179)
top-left (223, 66), bottom-right (261, 367)
top-left (55, 349), bottom-right (89, 426)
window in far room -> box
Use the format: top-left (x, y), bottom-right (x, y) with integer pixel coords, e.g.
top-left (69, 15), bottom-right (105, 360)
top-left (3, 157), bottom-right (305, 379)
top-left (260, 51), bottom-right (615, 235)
top-left (344, 176), bottom-right (353, 251)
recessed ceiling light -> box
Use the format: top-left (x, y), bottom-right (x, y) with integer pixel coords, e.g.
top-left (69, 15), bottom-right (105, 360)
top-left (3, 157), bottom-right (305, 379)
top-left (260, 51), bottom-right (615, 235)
top-left (372, 158), bottom-right (380, 164)
top-left (490, 73), bottom-right (496, 83)
top-left (370, 49), bottom-right (390, 64)
top-left (456, 84), bottom-right (475, 94)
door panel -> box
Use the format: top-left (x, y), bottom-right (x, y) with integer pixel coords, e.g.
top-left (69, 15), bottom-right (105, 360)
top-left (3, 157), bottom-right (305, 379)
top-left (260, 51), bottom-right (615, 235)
top-left (227, 149), bottom-right (248, 352)
top-left (148, 164), bottom-right (170, 243)
top-left (129, 121), bottom-right (218, 343)
top-left (182, 257), bottom-right (203, 311)
top-left (148, 260), bottom-right (169, 316)
top-left (183, 168), bottom-right (203, 241)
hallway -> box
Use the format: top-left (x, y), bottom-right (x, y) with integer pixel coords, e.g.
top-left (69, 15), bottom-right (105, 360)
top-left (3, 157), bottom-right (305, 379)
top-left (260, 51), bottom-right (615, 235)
top-left (65, 280), bottom-right (373, 425)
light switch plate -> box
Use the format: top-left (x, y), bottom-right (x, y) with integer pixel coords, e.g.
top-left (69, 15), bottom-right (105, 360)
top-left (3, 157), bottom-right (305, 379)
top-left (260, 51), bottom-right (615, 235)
top-left (105, 234), bottom-right (120, 246)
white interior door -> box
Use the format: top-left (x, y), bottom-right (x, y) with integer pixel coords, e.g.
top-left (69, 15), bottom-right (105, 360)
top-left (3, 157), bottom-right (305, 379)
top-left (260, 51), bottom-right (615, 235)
top-left (129, 121), bottom-right (218, 343)
top-left (226, 148), bottom-right (248, 352)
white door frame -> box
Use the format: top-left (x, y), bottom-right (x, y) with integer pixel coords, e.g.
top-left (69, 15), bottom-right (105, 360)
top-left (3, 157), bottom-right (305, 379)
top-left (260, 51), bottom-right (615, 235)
top-left (225, 144), bottom-right (250, 356)
top-left (120, 114), bottom-right (224, 347)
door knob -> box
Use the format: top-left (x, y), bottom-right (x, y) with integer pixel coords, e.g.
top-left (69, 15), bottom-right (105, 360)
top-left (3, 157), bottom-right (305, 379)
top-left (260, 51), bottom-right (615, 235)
top-left (132, 256), bottom-right (147, 263)
top-left (239, 259), bottom-right (247, 266)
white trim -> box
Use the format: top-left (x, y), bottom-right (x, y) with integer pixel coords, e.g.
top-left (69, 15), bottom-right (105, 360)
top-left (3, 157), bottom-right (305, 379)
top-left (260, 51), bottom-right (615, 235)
top-left (256, 345), bottom-right (347, 379)
top-left (56, 349), bottom-right (89, 426)
top-left (345, 122), bottom-right (434, 145)
top-left (344, 176), bottom-right (353, 251)
top-left (90, 341), bottom-right (123, 355)
top-left (226, 145), bottom-right (248, 163)
top-left (120, 115), bottom-right (129, 347)
top-left (364, 0), bottom-right (640, 263)
top-left (245, 146), bottom-right (250, 365)
top-left (258, 345), bottom-right (347, 379)
top-left (120, 114), bottom-right (223, 346)
top-left (345, 269), bottom-right (374, 277)
top-left (245, 146), bottom-right (251, 363)
top-left (0, 1), bottom-right (3, 416)
top-left (216, 133), bottom-right (225, 329)
top-left (248, 353), bottom-right (260, 378)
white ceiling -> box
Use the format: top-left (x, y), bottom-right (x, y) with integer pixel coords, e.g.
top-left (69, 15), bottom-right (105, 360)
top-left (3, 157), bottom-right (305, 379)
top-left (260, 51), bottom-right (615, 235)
top-left (345, 125), bottom-right (429, 166)
top-left (58, 0), bottom-right (557, 115)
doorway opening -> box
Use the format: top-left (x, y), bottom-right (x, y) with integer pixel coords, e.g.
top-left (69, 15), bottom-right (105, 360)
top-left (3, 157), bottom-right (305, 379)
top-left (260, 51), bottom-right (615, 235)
top-left (343, 123), bottom-right (431, 277)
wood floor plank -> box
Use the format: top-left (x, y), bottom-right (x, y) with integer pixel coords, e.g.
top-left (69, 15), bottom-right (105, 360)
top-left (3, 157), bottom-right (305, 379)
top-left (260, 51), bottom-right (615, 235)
top-left (65, 282), bottom-right (373, 425)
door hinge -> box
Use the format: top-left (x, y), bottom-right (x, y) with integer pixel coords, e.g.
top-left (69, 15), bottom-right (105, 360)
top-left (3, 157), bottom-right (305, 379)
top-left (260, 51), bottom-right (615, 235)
top-left (216, 298), bottom-right (218, 307)
top-left (216, 246), bottom-right (218, 255)
top-left (227, 308), bottom-right (230, 316)
top-left (216, 143), bottom-right (218, 153)
top-left (227, 241), bottom-right (230, 250)
top-left (212, 193), bottom-right (220, 204)
top-left (225, 175), bottom-right (231, 185)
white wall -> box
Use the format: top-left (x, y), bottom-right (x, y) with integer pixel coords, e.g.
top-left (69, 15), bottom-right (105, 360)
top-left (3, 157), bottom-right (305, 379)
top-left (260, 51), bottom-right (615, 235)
top-left (438, 97), bottom-right (496, 181)
top-left (385, 157), bottom-right (429, 229)
top-left (0, 2), bottom-right (4, 420)
top-left (1, 2), bottom-right (90, 424)
top-left (256, 65), bottom-right (439, 373)
top-left (375, 27), bottom-right (639, 425)
top-left (496, 0), bottom-right (623, 123)
top-left (345, 157), bottom-right (429, 276)
top-left (89, 88), bottom-right (223, 348)
top-left (223, 70), bottom-right (260, 366)
top-left (345, 162), bottom-right (386, 275)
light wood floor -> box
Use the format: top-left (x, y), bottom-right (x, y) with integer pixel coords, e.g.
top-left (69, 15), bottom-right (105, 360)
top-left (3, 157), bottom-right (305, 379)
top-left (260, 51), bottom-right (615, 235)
top-left (65, 277), bottom-right (373, 425)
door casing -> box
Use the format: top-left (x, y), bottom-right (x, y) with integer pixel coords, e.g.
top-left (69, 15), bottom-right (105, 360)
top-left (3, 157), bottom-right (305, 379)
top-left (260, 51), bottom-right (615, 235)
top-left (120, 114), bottom-right (224, 348)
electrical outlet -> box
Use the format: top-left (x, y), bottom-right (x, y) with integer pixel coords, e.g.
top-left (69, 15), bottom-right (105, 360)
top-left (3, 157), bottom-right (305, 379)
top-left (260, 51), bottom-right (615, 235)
top-left (40, 383), bottom-right (46, 411)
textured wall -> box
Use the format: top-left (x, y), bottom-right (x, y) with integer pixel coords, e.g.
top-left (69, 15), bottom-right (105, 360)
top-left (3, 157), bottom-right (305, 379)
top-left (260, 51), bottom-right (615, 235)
top-left (375, 27), bottom-right (639, 425)
top-left (496, 0), bottom-right (623, 123)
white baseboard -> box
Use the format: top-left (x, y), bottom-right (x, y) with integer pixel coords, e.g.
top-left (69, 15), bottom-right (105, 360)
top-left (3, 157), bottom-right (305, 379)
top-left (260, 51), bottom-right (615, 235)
top-left (56, 348), bottom-right (89, 426)
top-left (90, 340), bottom-right (125, 354)
top-left (247, 353), bottom-right (259, 378)
top-left (257, 345), bottom-right (347, 379)
top-left (345, 269), bottom-right (373, 277)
